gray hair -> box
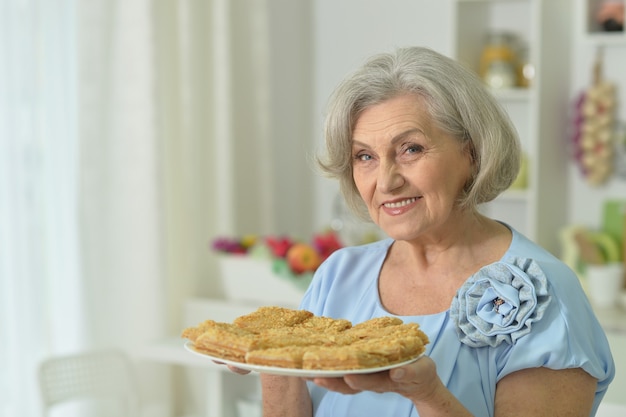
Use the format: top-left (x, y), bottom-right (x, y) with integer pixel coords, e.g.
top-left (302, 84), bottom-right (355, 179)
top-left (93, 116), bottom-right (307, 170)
top-left (316, 46), bottom-right (521, 220)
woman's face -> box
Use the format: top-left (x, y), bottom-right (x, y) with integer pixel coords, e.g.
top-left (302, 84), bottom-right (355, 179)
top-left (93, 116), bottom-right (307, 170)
top-left (351, 94), bottom-right (473, 241)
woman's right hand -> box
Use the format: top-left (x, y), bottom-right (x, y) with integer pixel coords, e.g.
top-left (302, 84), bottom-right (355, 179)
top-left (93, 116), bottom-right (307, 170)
top-left (227, 364), bottom-right (251, 375)
top-left (212, 360), bottom-right (251, 375)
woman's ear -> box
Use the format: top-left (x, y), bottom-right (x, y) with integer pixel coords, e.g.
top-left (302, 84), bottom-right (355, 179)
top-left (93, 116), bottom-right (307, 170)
top-left (461, 139), bottom-right (479, 198)
top-left (463, 138), bottom-right (478, 168)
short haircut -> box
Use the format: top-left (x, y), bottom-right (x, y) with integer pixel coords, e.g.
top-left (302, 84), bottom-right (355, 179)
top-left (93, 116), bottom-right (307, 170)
top-left (316, 46), bottom-right (521, 220)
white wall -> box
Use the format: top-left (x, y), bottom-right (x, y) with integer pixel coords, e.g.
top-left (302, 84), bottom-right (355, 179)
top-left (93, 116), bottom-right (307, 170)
top-left (264, 0), bottom-right (315, 239)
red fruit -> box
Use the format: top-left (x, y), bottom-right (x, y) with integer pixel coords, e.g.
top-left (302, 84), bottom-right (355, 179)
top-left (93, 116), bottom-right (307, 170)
top-left (313, 231), bottom-right (343, 260)
top-left (265, 236), bottom-right (294, 258)
top-left (286, 243), bottom-right (322, 274)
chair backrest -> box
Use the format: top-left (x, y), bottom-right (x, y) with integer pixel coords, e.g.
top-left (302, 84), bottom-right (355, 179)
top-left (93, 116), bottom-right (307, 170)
top-left (38, 349), bottom-right (140, 417)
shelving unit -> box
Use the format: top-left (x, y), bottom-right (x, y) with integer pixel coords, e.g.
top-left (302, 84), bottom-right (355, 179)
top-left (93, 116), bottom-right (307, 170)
top-left (569, 0), bottom-right (626, 230)
top-left (451, 0), bottom-right (573, 254)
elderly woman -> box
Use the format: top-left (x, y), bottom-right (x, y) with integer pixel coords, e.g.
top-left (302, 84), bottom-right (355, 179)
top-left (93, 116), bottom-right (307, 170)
top-left (259, 46), bottom-right (615, 416)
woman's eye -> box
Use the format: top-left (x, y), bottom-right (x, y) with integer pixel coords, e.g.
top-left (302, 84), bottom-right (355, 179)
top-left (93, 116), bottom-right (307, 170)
top-left (354, 153), bottom-right (372, 161)
top-left (405, 144), bottom-right (423, 154)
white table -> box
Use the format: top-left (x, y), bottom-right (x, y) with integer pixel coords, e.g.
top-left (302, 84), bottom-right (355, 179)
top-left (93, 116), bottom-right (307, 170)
top-left (138, 337), bottom-right (260, 417)
top-left (136, 298), bottom-right (296, 417)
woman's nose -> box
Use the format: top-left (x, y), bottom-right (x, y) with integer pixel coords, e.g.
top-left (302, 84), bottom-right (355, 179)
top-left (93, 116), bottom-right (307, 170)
top-left (377, 160), bottom-right (404, 193)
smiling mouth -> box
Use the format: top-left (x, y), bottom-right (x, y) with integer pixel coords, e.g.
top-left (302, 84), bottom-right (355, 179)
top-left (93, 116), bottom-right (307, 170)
top-left (383, 197), bottom-right (418, 208)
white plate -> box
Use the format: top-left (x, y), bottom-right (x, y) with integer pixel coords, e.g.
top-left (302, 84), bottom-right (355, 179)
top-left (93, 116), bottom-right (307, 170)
top-left (184, 341), bottom-right (424, 377)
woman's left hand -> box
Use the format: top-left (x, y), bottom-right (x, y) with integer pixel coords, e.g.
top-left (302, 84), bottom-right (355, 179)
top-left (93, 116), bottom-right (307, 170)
top-left (311, 355), bottom-right (439, 402)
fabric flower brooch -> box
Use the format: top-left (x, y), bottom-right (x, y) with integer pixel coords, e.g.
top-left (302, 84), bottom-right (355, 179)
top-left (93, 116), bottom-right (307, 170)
top-left (450, 258), bottom-right (551, 348)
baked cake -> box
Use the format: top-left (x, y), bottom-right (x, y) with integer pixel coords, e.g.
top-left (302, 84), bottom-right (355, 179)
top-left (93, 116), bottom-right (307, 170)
top-left (182, 306), bottom-right (429, 370)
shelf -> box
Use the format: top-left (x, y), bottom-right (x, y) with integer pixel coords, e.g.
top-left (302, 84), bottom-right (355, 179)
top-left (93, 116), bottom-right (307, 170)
top-left (454, 0), bottom-right (533, 79)
top-left (453, 0), bottom-right (572, 253)
top-left (457, 0), bottom-right (527, 3)
top-left (583, 32), bottom-right (626, 45)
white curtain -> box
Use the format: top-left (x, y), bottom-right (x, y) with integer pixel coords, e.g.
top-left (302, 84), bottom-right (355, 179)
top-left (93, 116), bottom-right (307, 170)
top-left (0, 1), bottom-right (84, 416)
top-left (1, 0), bottom-right (313, 415)
top-left (1, 0), bottom-right (168, 415)
top-left (76, 0), bottom-right (165, 350)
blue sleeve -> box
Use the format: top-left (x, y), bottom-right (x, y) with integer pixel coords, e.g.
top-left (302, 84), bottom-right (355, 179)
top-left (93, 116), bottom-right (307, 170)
top-left (497, 259), bottom-right (614, 398)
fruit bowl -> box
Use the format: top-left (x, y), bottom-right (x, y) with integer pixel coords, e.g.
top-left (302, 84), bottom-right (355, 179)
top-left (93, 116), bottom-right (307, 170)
top-left (212, 231), bottom-right (343, 305)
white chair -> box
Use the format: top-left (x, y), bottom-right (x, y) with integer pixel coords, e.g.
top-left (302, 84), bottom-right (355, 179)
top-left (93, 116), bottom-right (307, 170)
top-left (38, 349), bottom-right (140, 417)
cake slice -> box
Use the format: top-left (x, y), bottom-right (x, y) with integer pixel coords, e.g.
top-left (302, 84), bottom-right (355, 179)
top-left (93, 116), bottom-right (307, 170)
top-left (233, 306), bottom-right (313, 332)
top-left (181, 319), bottom-right (222, 343)
top-left (351, 323), bottom-right (428, 363)
top-left (245, 346), bottom-right (310, 368)
top-left (351, 316), bottom-right (404, 329)
top-left (295, 315), bottom-right (352, 333)
top-left (302, 345), bottom-right (388, 370)
top-left (193, 322), bottom-right (256, 362)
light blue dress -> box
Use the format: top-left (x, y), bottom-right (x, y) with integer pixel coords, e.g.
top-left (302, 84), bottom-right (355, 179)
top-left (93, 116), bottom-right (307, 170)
top-left (299, 227), bottom-right (615, 417)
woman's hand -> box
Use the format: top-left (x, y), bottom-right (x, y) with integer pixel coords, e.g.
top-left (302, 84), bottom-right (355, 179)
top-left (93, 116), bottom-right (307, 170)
top-left (311, 356), bottom-right (474, 416)
top-left (211, 360), bottom-right (251, 375)
top-left (310, 355), bottom-right (439, 401)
